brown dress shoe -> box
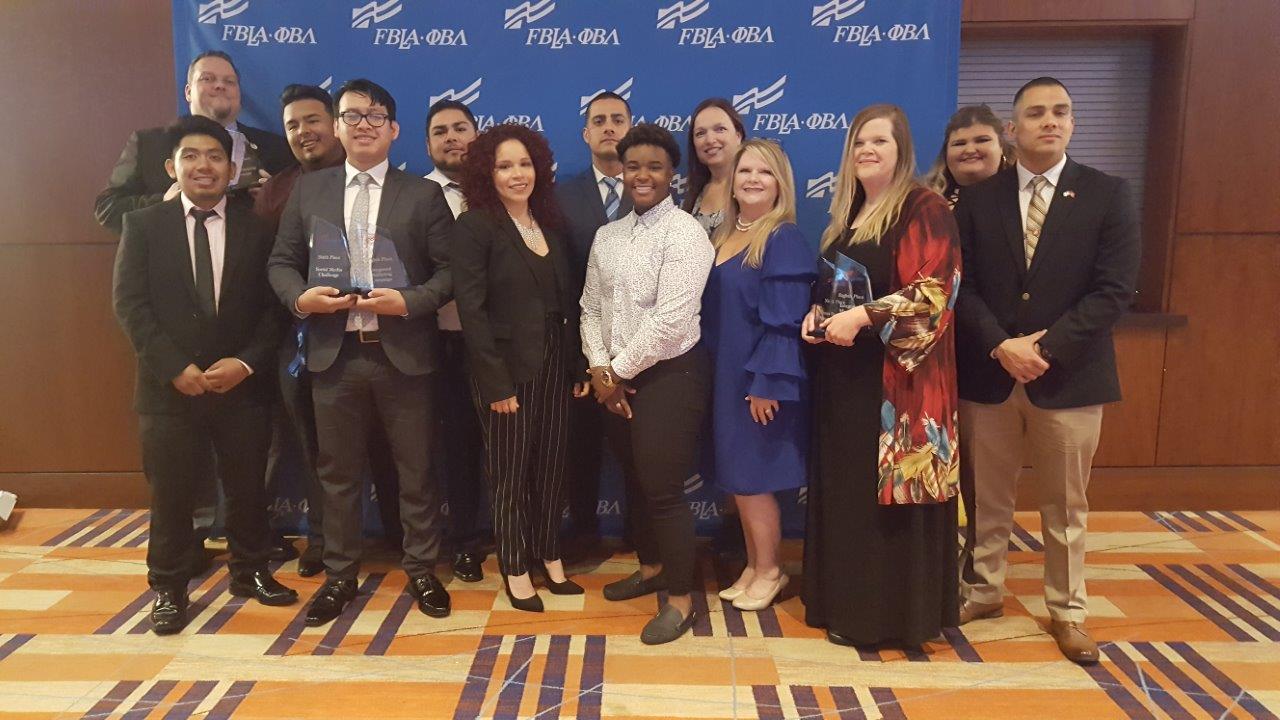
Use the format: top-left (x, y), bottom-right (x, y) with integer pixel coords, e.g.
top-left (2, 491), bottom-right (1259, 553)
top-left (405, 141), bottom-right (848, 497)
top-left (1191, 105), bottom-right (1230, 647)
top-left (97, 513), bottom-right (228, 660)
top-left (958, 600), bottom-right (1004, 625)
top-left (1049, 620), bottom-right (1099, 665)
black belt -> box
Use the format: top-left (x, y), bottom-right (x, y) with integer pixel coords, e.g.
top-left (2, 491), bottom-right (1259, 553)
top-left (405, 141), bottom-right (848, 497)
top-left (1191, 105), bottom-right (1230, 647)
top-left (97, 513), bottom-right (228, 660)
top-left (346, 329), bottom-right (380, 343)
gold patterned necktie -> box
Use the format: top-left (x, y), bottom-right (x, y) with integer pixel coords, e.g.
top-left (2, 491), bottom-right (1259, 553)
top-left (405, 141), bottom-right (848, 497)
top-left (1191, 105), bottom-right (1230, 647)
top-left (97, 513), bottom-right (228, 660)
top-left (1024, 175), bottom-right (1048, 267)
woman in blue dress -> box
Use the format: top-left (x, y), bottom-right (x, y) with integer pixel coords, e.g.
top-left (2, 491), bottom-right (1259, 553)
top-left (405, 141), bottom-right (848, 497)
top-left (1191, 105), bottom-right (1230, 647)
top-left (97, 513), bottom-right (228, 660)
top-left (701, 139), bottom-right (815, 611)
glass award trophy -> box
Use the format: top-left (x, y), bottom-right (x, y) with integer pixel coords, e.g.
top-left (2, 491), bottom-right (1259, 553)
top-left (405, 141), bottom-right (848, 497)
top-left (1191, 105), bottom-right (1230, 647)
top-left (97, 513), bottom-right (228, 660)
top-left (308, 218), bottom-right (409, 296)
top-left (307, 218), bottom-right (355, 294)
top-left (810, 251), bottom-right (873, 338)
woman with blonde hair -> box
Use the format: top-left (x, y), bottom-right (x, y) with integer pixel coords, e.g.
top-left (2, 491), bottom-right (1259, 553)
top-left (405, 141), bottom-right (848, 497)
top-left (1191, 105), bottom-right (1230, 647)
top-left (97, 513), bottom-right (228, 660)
top-left (702, 139), bottom-right (815, 611)
top-left (799, 104), bottom-right (962, 647)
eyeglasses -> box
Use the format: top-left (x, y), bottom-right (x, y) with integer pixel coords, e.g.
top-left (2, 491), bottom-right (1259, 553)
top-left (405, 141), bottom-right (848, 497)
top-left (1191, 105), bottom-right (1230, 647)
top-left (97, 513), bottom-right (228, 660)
top-left (339, 111), bottom-right (390, 128)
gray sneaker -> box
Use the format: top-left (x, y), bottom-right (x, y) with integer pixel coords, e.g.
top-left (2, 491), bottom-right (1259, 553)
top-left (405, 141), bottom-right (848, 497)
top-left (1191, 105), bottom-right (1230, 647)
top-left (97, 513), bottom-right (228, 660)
top-left (602, 571), bottom-right (667, 601)
top-left (640, 604), bottom-right (697, 645)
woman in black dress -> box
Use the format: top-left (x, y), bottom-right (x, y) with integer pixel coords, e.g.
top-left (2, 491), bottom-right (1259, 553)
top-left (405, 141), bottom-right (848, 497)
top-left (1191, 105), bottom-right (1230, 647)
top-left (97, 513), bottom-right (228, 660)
top-left (800, 104), bottom-right (962, 647)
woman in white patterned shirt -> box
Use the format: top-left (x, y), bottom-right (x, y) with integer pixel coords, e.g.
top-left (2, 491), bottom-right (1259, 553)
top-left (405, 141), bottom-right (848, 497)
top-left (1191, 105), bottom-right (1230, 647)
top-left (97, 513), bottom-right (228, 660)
top-left (580, 124), bottom-right (715, 645)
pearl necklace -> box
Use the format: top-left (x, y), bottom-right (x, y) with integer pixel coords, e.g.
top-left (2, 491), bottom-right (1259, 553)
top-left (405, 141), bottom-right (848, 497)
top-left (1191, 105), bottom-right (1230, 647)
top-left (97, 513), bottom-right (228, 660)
top-left (735, 216), bottom-right (758, 232)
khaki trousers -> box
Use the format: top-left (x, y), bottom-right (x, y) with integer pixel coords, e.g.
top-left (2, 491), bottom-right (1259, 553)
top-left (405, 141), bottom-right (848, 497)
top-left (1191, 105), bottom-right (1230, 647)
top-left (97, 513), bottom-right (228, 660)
top-left (961, 384), bottom-right (1103, 623)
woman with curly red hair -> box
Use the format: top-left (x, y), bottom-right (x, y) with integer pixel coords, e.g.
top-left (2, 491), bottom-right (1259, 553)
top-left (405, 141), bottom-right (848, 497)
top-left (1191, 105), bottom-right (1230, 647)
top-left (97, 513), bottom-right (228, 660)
top-left (452, 123), bottom-right (586, 611)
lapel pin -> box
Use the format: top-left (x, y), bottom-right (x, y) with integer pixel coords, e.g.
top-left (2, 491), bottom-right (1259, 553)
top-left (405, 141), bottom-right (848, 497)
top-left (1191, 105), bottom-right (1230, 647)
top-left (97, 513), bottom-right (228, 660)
top-left (1062, 190), bottom-right (1076, 199)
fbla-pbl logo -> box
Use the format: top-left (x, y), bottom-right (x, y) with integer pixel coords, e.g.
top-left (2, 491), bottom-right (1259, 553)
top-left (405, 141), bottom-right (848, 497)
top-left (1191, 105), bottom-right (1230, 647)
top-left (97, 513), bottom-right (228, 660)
top-left (198, 0), bottom-right (248, 24)
top-left (658, 0), bottom-right (773, 49)
top-left (810, 0), bottom-right (931, 45)
top-left (507, 0), bottom-right (619, 49)
top-left (732, 76), bottom-right (787, 115)
top-left (430, 78), bottom-right (482, 107)
top-left (805, 171), bottom-right (837, 199)
top-left (579, 78), bottom-right (634, 115)
top-left (355, 0), bottom-right (468, 48)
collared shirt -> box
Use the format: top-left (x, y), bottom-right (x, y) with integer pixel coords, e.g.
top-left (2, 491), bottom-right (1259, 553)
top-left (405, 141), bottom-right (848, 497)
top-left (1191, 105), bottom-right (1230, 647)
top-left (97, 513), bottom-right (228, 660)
top-left (344, 158), bottom-right (390, 332)
top-left (580, 196), bottom-right (713, 380)
top-left (180, 193), bottom-right (252, 374)
top-left (592, 163), bottom-right (624, 208)
top-left (425, 167), bottom-right (466, 330)
top-left (1016, 154), bottom-right (1067, 233)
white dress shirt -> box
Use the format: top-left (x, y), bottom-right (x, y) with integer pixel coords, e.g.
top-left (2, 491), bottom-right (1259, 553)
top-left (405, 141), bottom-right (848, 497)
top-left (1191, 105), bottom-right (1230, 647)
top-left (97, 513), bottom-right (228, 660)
top-left (592, 163), bottom-right (624, 207)
top-left (1016, 154), bottom-right (1067, 232)
top-left (180, 193), bottom-right (252, 374)
top-left (425, 168), bottom-right (465, 331)
top-left (343, 159), bottom-right (389, 332)
top-left (580, 196), bottom-right (714, 380)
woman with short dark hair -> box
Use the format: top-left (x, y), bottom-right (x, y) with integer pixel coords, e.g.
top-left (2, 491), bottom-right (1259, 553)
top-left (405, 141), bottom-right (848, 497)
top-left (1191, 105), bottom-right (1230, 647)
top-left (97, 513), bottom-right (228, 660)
top-left (581, 123), bottom-right (714, 644)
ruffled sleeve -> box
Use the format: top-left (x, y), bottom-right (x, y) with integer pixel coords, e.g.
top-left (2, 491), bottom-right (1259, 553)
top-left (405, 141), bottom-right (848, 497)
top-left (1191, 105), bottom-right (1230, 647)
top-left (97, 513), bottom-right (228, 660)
top-left (744, 223), bottom-right (817, 401)
top-left (864, 192), bottom-right (962, 374)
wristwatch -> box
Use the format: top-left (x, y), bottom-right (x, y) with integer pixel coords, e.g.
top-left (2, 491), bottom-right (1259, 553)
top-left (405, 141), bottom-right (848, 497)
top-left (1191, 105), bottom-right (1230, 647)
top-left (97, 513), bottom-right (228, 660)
top-left (1035, 342), bottom-right (1054, 361)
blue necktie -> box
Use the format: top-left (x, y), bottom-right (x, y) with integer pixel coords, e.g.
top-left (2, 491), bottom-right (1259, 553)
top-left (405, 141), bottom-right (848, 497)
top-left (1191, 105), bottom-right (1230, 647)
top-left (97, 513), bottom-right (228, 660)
top-left (602, 176), bottom-right (621, 221)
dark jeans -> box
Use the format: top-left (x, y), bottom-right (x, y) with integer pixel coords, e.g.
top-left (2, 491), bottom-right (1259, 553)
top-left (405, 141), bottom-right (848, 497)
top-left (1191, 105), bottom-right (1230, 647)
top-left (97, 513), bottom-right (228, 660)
top-left (603, 345), bottom-right (710, 596)
top-left (140, 398), bottom-right (271, 591)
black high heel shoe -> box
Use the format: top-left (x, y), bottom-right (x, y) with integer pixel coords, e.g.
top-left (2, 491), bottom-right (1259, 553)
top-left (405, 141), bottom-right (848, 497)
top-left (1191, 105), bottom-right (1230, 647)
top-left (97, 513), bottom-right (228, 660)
top-left (504, 578), bottom-right (544, 613)
top-left (538, 563), bottom-right (585, 595)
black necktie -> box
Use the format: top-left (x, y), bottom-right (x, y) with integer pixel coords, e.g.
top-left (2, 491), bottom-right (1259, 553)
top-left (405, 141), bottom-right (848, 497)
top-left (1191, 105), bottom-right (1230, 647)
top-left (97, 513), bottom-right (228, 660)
top-left (191, 208), bottom-right (217, 317)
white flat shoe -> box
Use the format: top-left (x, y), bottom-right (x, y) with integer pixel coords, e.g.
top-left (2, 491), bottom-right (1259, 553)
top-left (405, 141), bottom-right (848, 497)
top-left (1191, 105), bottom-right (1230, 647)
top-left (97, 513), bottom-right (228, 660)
top-left (718, 586), bottom-right (745, 601)
top-left (732, 574), bottom-right (788, 611)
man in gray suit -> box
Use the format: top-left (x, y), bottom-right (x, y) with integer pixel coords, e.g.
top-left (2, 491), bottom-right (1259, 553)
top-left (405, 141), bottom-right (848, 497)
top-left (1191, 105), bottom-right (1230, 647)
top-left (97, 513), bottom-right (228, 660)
top-left (268, 79), bottom-right (454, 626)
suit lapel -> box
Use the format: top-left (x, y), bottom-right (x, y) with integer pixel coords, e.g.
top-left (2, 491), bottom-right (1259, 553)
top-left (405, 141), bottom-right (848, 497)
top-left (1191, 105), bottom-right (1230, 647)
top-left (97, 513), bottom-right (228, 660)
top-left (318, 167), bottom-right (347, 238)
top-left (219, 205), bottom-right (247, 305)
top-left (1025, 157), bottom-right (1081, 283)
top-left (996, 168), bottom-right (1027, 280)
top-left (498, 210), bottom-right (541, 283)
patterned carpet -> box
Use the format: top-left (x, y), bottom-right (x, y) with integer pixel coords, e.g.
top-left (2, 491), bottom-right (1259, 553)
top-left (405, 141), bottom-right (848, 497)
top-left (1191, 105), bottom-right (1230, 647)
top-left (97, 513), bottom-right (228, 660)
top-left (0, 509), bottom-right (1277, 719)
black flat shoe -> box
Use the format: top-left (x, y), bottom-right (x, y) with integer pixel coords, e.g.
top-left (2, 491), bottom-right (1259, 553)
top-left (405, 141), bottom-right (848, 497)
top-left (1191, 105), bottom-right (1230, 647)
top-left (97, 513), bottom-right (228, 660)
top-left (229, 569), bottom-right (298, 606)
top-left (296, 544), bottom-right (324, 578)
top-left (602, 571), bottom-right (666, 601)
top-left (826, 630), bottom-right (857, 647)
top-left (504, 580), bottom-right (545, 613)
top-left (640, 604), bottom-right (696, 645)
top-left (407, 574), bottom-right (451, 618)
top-left (452, 551), bottom-right (484, 583)
top-left (151, 588), bottom-right (189, 635)
top-left (304, 579), bottom-right (357, 627)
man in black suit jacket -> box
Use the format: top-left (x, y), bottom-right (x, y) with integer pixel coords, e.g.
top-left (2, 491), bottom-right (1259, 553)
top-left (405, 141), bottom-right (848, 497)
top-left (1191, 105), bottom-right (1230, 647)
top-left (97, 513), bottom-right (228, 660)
top-left (954, 77), bottom-right (1141, 665)
top-left (95, 51), bottom-right (292, 235)
top-left (113, 116), bottom-right (298, 635)
top-left (268, 79), bottom-right (454, 627)
top-left (554, 91), bottom-right (632, 549)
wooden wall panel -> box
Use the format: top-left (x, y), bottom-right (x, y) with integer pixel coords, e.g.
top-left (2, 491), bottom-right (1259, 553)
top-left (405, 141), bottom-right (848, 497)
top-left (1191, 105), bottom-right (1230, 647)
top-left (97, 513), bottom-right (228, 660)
top-left (1157, 234), bottom-right (1280, 465)
top-left (1176, 0), bottom-right (1280, 233)
top-left (964, 0), bottom-right (1194, 23)
top-left (1094, 328), bottom-right (1165, 467)
top-left (0, 244), bottom-right (140, 472)
top-left (0, 0), bottom-right (174, 248)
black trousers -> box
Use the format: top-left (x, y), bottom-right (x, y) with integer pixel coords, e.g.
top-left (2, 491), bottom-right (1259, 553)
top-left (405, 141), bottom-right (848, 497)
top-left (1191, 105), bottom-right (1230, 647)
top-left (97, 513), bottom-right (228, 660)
top-left (603, 345), bottom-right (710, 596)
top-left (311, 335), bottom-right (441, 580)
top-left (436, 329), bottom-right (487, 554)
top-left (565, 393), bottom-right (604, 538)
top-left (475, 321), bottom-right (570, 576)
top-left (140, 398), bottom-right (271, 591)
top-left (276, 326), bottom-right (402, 545)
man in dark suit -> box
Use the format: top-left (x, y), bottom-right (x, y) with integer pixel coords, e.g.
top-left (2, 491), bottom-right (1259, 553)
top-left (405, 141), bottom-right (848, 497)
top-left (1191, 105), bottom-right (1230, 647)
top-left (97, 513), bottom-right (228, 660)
top-left (112, 116), bottom-right (298, 635)
top-left (554, 91), bottom-right (632, 553)
top-left (954, 77), bottom-right (1141, 665)
top-left (268, 79), bottom-right (454, 626)
top-left (95, 50), bottom-right (293, 235)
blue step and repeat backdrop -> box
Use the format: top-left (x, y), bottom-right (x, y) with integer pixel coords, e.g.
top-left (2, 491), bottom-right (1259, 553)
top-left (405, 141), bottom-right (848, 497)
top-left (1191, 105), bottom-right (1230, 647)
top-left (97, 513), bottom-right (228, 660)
top-left (173, 0), bottom-right (959, 538)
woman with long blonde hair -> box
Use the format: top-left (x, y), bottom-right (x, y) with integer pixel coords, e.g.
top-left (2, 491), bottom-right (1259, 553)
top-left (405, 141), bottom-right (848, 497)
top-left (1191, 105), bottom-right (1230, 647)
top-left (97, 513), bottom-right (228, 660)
top-left (799, 104), bottom-right (962, 647)
top-left (702, 140), bottom-right (815, 611)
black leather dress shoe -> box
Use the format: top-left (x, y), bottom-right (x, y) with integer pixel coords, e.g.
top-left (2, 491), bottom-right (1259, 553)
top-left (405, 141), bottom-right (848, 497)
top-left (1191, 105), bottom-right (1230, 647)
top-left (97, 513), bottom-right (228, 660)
top-left (296, 544), bottom-right (324, 578)
top-left (151, 588), bottom-right (189, 635)
top-left (602, 571), bottom-right (666, 601)
top-left (407, 574), bottom-right (451, 618)
top-left (269, 535), bottom-right (299, 562)
top-left (230, 569), bottom-right (299, 606)
top-left (452, 551), bottom-right (484, 583)
top-left (304, 579), bottom-right (358, 627)
top-left (825, 630), bottom-right (857, 647)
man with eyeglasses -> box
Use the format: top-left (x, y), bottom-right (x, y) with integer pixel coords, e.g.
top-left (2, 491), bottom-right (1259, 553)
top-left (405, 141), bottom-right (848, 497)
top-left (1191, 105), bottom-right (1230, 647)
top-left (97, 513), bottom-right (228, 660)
top-left (95, 50), bottom-right (293, 235)
top-left (268, 79), bottom-right (456, 627)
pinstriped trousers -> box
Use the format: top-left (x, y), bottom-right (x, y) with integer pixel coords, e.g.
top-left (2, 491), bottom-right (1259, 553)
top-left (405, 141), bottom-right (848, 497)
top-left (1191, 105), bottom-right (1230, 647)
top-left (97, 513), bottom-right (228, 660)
top-left (475, 320), bottom-right (571, 576)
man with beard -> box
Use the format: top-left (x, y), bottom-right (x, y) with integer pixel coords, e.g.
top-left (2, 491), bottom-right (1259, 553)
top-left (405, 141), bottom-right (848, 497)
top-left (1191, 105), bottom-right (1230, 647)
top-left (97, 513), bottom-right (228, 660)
top-left (422, 99), bottom-right (486, 582)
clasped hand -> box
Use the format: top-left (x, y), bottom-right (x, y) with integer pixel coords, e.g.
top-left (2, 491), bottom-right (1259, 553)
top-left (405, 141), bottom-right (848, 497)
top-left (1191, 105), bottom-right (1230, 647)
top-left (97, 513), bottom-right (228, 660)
top-left (171, 358), bottom-right (250, 396)
top-left (297, 286), bottom-right (407, 316)
top-left (995, 330), bottom-right (1049, 384)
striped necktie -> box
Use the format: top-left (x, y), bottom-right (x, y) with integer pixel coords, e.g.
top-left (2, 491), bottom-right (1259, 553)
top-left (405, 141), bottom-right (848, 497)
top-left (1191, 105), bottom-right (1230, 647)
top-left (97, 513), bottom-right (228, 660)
top-left (349, 172), bottom-right (374, 329)
top-left (602, 176), bottom-right (621, 221)
top-left (1024, 175), bottom-right (1049, 267)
